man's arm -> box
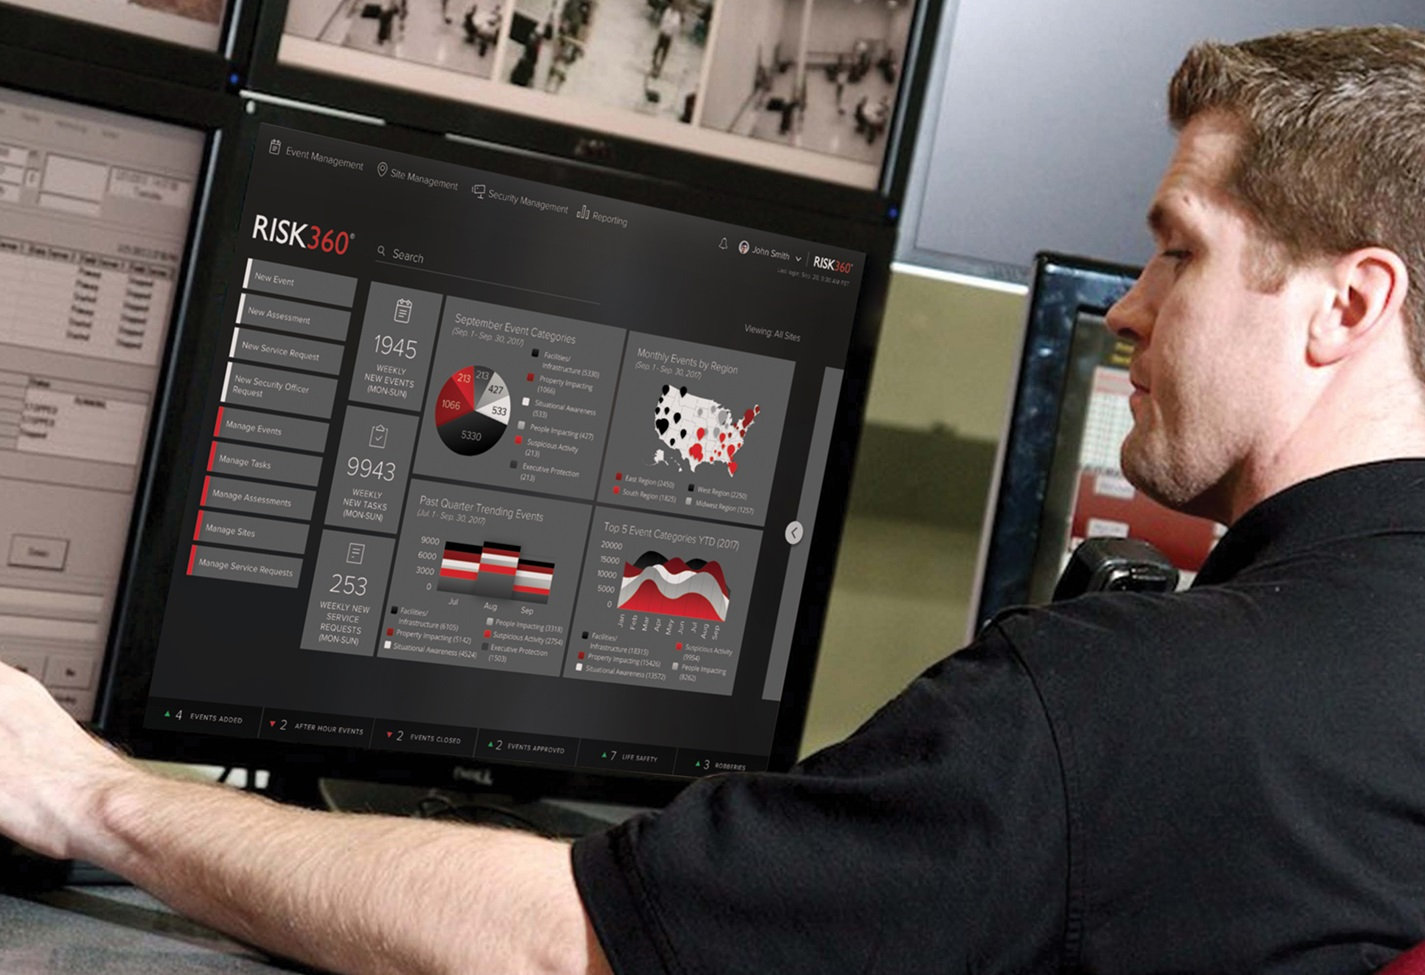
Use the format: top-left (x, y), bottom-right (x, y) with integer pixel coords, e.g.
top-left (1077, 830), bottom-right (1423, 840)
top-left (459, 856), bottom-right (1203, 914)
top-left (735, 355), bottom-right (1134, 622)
top-left (0, 662), bottom-right (612, 975)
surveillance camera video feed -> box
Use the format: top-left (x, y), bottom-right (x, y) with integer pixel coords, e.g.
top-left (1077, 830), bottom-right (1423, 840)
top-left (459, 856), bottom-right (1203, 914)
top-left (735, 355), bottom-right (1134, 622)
top-left (279, 0), bottom-right (919, 189)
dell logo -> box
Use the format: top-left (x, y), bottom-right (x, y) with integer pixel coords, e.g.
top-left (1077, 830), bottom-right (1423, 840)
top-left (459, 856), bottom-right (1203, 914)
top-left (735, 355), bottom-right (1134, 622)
top-left (451, 765), bottom-right (496, 787)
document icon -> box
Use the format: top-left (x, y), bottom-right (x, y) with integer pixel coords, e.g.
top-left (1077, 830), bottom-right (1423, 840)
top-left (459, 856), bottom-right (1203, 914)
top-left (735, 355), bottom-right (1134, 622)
top-left (369, 424), bottom-right (388, 449)
top-left (393, 298), bottom-right (413, 323)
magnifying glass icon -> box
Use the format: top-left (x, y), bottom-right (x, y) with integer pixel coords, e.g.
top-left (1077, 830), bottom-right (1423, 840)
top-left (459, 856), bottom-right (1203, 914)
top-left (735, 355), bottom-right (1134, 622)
top-left (376, 245), bottom-right (385, 256)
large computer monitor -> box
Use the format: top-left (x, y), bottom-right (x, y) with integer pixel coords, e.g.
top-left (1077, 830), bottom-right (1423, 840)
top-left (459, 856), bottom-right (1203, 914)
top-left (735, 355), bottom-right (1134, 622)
top-left (0, 75), bottom-right (216, 722)
top-left (98, 94), bottom-right (892, 809)
top-left (971, 253), bottom-right (1222, 629)
top-left (248, 0), bottom-right (943, 216)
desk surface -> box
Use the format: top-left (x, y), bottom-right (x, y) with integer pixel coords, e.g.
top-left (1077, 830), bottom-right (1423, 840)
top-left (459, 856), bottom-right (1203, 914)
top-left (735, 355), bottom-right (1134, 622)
top-left (0, 885), bottom-right (302, 974)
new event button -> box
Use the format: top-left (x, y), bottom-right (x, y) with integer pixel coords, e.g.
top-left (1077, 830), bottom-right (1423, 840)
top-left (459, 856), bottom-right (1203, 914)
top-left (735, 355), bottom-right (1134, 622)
top-left (8, 534), bottom-right (68, 570)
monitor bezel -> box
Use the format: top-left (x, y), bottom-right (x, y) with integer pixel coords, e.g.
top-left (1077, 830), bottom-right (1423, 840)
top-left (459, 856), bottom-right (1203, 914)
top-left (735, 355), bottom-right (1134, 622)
top-left (0, 0), bottom-right (257, 90)
top-left (971, 251), bottom-right (1140, 630)
top-left (240, 0), bottom-right (946, 222)
top-left (96, 94), bottom-right (894, 808)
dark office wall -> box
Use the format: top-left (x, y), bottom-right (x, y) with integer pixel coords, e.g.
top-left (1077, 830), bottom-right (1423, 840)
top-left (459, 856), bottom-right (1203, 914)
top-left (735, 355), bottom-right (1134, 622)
top-left (897, 0), bottom-right (1425, 283)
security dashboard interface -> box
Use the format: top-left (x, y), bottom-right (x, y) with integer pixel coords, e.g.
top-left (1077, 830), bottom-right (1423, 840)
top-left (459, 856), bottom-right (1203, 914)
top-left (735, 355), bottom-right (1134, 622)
top-left (0, 86), bottom-right (202, 720)
top-left (142, 121), bottom-right (866, 777)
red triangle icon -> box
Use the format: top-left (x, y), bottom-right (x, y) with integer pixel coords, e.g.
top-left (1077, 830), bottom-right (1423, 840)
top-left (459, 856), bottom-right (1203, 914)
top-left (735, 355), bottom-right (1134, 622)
top-left (269, 720), bottom-right (276, 727)
top-left (386, 731), bottom-right (393, 738)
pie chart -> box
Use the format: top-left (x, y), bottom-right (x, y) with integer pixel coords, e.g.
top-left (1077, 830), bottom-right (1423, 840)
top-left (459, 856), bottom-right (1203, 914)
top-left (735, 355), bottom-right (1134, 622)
top-left (434, 365), bottom-right (510, 456)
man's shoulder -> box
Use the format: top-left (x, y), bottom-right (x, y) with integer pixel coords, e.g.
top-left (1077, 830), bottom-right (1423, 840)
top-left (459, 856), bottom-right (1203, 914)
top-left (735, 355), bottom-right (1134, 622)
top-left (980, 584), bottom-right (1293, 706)
top-left (989, 586), bottom-right (1236, 660)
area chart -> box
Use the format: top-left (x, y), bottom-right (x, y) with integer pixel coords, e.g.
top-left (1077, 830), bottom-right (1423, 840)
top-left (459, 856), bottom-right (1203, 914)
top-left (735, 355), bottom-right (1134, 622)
top-left (618, 552), bottom-right (730, 621)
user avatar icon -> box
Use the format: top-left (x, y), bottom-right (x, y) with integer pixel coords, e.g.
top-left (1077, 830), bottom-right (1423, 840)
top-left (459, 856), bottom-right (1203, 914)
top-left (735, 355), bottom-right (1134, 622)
top-left (738, 240), bottom-right (750, 255)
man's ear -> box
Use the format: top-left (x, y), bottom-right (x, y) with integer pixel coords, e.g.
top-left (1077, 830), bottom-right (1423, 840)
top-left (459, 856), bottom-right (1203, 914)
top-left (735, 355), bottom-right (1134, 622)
top-left (1307, 247), bottom-right (1410, 366)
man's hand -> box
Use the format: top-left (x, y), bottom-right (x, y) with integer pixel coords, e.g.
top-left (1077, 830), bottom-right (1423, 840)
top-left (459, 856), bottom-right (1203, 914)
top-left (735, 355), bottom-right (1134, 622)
top-left (0, 661), bottom-right (131, 861)
top-left (0, 660), bottom-right (612, 975)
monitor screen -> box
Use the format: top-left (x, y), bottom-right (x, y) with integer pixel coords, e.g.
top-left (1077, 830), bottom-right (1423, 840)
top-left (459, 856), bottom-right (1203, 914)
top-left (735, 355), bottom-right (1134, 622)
top-left (100, 98), bottom-right (887, 803)
top-left (972, 253), bottom-right (1221, 627)
top-left (0, 85), bottom-right (205, 721)
top-left (273, 0), bottom-right (922, 191)
top-left (0, 0), bottom-right (231, 50)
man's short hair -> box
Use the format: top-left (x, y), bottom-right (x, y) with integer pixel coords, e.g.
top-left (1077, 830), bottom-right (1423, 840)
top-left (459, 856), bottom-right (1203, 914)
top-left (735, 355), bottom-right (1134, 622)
top-left (1168, 25), bottom-right (1425, 374)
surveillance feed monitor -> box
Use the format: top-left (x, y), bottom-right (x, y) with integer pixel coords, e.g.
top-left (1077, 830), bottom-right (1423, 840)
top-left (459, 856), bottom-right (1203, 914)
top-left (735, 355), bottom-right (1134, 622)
top-left (125, 119), bottom-right (868, 780)
top-left (1, 0), bottom-right (230, 50)
top-left (279, 0), bottom-right (919, 189)
top-left (0, 86), bottom-right (203, 720)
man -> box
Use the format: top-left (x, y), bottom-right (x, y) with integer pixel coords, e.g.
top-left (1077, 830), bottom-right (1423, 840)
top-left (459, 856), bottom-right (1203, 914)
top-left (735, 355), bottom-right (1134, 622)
top-left (4, 23), bottom-right (1425, 975)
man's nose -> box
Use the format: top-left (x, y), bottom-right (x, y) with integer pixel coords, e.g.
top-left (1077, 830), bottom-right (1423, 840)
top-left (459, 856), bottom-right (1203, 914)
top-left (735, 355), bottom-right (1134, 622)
top-left (1105, 277), bottom-right (1151, 343)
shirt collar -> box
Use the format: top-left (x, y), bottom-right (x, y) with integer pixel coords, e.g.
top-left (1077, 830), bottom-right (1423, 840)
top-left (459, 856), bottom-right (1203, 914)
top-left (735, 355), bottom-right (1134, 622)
top-left (1193, 459), bottom-right (1425, 587)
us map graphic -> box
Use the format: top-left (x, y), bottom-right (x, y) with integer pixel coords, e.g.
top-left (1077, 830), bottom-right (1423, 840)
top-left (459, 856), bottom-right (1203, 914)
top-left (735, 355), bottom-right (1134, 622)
top-left (651, 385), bottom-right (761, 476)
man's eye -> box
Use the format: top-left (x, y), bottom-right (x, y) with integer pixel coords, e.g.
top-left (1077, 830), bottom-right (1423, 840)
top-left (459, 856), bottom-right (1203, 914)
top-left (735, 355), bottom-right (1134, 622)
top-left (1161, 249), bottom-right (1191, 262)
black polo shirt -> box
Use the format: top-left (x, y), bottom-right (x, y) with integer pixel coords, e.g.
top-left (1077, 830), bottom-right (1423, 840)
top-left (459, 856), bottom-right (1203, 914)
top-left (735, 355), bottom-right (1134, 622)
top-left (574, 460), bottom-right (1425, 974)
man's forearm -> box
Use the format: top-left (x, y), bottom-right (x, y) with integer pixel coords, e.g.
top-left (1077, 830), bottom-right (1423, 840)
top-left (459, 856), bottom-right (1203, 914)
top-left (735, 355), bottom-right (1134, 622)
top-left (80, 767), bottom-right (609, 975)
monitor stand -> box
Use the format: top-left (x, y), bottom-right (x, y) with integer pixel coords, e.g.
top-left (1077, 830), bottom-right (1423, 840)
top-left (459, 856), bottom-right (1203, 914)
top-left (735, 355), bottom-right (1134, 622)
top-left (314, 777), bottom-right (635, 838)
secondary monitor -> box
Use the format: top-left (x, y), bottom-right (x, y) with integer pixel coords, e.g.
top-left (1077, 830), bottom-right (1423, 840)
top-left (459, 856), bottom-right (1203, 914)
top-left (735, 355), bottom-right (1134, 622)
top-left (99, 95), bottom-right (891, 806)
top-left (0, 0), bottom-right (234, 51)
top-left (0, 83), bottom-right (207, 721)
top-left (972, 253), bottom-right (1222, 629)
top-left (257, 0), bottom-right (936, 204)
